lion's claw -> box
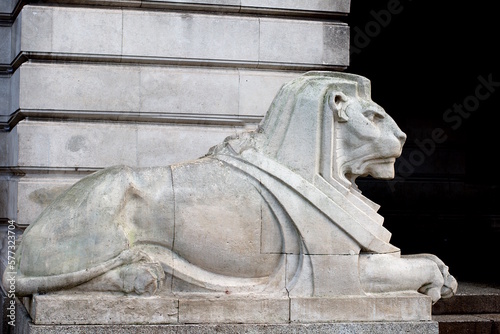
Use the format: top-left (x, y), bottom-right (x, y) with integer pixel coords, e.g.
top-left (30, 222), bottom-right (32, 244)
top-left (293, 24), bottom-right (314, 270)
top-left (441, 274), bottom-right (458, 299)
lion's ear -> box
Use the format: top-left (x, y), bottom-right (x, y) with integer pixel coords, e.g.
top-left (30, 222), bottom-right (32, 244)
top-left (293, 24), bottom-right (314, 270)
top-left (328, 91), bottom-right (349, 122)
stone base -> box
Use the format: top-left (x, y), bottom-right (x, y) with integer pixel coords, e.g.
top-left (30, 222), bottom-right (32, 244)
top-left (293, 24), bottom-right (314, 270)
top-left (18, 323), bottom-right (440, 334)
top-left (13, 304), bottom-right (439, 334)
top-left (20, 292), bottom-right (433, 325)
top-left (3, 293), bottom-right (439, 334)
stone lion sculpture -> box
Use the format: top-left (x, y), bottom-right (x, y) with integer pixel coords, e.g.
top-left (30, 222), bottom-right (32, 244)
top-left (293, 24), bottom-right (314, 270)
top-left (5, 71), bottom-right (457, 304)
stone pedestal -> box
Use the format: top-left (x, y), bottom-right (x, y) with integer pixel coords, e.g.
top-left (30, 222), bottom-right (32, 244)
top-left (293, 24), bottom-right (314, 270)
top-left (24, 292), bottom-right (433, 325)
top-left (9, 293), bottom-right (439, 334)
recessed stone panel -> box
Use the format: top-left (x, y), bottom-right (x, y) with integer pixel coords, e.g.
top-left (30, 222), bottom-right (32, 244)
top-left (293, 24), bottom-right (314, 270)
top-left (11, 63), bottom-right (303, 119)
top-left (240, 0), bottom-right (350, 14)
top-left (290, 294), bottom-right (432, 322)
top-left (16, 120), bottom-right (139, 168)
top-left (259, 18), bottom-right (349, 66)
top-left (10, 6), bottom-right (348, 69)
top-left (178, 297), bottom-right (290, 324)
top-left (0, 26), bottom-right (11, 65)
top-left (239, 70), bottom-right (300, 116)
top-left (51, 7), bottom-right (123, 55)
top-left (30, 294), bottom-right (179, 325)
top-left (122, 10), bottom-right (260, 61)
top-left (18, 63), bottom-right (142, 112)
top-left (136, 123), bottom-right (238, 167)
top-left (139, 67), bottom-right (239, 115)
top-left (0, 75), bottom-right (10, 116)
top-left (18, 6), bottom-right (53, 53)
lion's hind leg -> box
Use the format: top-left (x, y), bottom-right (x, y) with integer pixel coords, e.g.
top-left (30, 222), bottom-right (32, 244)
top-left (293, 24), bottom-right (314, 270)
top-left (8, 248), bottom-right (164, 296)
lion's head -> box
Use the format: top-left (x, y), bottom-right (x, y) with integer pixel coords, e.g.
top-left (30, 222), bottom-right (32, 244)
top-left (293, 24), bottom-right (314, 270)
top-left (328, 78), bottom-right (407, 186)
top-left (212, 71), bottom-right (406, 190)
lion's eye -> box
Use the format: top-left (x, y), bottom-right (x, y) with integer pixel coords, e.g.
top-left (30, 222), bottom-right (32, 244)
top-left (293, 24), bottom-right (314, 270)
top-left (363, 109), bottom-right (385, 122)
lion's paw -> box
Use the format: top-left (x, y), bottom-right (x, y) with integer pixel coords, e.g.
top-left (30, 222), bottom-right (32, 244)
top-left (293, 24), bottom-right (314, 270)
top-left (441, 273), bottom-right (458, 299)
top-left (120, 262), bottom-right (165, 296)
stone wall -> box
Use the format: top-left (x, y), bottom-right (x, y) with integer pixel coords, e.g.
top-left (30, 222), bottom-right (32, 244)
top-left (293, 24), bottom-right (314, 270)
top-left (0, 1), bottom-right (350, 236)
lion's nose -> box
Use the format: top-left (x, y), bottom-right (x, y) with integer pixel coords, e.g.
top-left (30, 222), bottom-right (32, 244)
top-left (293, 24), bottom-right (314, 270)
top-left (396, 128), bottom-right (407, 146)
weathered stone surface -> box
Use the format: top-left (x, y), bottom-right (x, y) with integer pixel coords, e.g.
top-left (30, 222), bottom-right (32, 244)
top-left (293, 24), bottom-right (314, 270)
top-left (24, 293), bottom-right (432, 325)
top-left (0, 0), bottom-right (17, 15)
top-left (178, 297), bottom-right (290, 324)
top-left (122, 10), bottom-right (259, 62)
top-left (136, 123), bottom-right (240, 167)
top-left (290, 294), bottom-right (432, 322)
top-left (9, 6), bottom-right (349, 68)
top-left (29, 294), bottom-right (178, 325)
top-left (14, 121), bottom-right (245, 168)
top-left (16, 177), bottom-right (81, 226)
top-left (259, 18), bottom-right (348, 66)
top-left (0, 0), bottom-right (351, 16)
top-left (17, 121), bottom-right (138, 167)
top-left (0, 76), bottom-right (10, 117)
top-left (240, 0), bottom-right (351, 14)
top-left (19, 63), bottom-right (141, 112)
top-left (139, 68), bottom-right (240, 114)
top-left (6, 69), bottom-right (19, 113)
top-left (0, 180), bottom-right (17, 218)
top-left (0, 127), bottom-right (17, 166)
top-left (8, 63), bottom-right (298, 118)
top-left (0, 26), bottom-right (10, 66)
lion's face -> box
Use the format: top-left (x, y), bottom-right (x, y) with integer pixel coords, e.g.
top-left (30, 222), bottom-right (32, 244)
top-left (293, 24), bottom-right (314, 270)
top-left (334, 94), bottom-right (406, 183)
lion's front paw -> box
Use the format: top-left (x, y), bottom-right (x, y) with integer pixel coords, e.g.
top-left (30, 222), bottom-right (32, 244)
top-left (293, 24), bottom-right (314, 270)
top-left (404, 253), bottom-right (458, 302)
top-left (427, 256), bottom-right (457, 300)
top-left (441, 273), bottom-right (458, 299)
top-left (418, 277), bottom-right (444, 304)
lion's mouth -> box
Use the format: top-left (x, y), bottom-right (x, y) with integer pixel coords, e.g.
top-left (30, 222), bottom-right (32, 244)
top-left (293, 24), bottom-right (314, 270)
top-left (357, 157), bottom-right (398, 180)
top-left (366, 157), bottom-right (396, 165)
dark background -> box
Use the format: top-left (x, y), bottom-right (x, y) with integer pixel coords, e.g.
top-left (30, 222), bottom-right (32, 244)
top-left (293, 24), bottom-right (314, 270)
top-left (348, 1), bottom-right (500, 284)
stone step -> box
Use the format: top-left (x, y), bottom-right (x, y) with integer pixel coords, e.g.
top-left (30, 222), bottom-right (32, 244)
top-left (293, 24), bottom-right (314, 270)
top-left (432, 314), bottom-right (500, 334)
top-left (432, 282), bottom-right (500, 334)
top-left (433, 282), bottom-right (500, 315)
